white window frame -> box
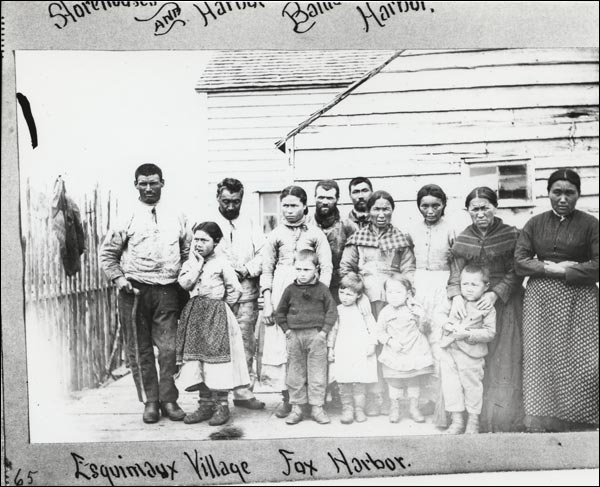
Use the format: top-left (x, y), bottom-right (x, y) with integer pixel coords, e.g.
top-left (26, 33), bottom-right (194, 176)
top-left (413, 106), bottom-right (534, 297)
top-left (461, 157), bottom-right (535, 208)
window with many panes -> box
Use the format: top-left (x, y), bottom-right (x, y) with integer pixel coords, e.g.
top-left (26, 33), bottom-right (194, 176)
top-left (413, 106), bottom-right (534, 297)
top-left (462, 158), bottom-right (534, 207)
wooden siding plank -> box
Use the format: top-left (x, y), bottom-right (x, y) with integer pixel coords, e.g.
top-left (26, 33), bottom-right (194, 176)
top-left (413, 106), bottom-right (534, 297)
top-left (314, 106), bottom-right (599, 129)
top-left (207, 115), bottom-right (320, 129)
top-left (293, 118), bottom-right (599, 150)
top-left (356, 64), bottom-right (599, 95)
top-left (208, 104), bottom-right (328, 118)
top-left (207, 149), bottom-right (285, 163)
top-left (382, 49), bottom-right (599, 73)
top-left (326, 84), bottom-right (599, 116)
top-left (208, 125), bottom-right (311, 140)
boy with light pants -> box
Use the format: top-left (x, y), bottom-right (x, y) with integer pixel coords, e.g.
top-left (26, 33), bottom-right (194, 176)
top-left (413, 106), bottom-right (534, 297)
top-left (439, 264), bottom-right (496, 434)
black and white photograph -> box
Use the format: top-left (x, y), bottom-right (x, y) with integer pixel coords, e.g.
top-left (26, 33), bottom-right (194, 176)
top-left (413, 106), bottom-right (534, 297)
top-left (2, 2), bottom-right (599, 485)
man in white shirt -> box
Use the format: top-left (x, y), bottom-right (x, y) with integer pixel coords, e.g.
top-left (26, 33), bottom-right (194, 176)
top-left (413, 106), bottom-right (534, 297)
top-left (209, 178), bottom-right (265, 410)
top-left (100, 164), bottom-right (190, 424)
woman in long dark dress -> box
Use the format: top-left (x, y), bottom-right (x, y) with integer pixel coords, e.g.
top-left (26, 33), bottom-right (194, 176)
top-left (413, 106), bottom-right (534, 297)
top-left (515, 169), bottom-right (599, 432)
top-left (447, 187), bottom-right (524, 433)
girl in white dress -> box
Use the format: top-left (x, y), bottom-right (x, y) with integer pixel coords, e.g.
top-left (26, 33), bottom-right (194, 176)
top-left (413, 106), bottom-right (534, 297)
top-left (327, 273), bottom-right (378, 424)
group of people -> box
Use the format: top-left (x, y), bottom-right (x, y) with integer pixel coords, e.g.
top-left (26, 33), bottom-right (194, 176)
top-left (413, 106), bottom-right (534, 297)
top-left (99, 164), bottom-right (598, 435)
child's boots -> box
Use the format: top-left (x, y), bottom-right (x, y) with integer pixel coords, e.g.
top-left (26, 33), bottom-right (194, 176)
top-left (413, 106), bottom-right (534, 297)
top-left (340, 387), bottom-right (354, 424)
top-left (275, 390), bottom-right (292, 418)
top-left (464, 413), bottom-right (480, 434)
top-left (389, 399), bottom-right (401, 423)
top-left (446, 412), bottom-right (465, 434)
top-left (208, 392), bottom-right (230, 426)
top-left (353, 393), bottom-right (367, 422)
top-left (409, 397), bottom-right (425, 423)
top-left (184, 392), bottom-right (214, 424)
top-left (365, 393), bottom-right (383, 416)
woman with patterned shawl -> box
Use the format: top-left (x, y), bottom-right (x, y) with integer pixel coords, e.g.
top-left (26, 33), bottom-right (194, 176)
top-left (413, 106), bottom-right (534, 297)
top-left (515, 169), bottom-right (598, 432)
top-left (339, 190), bottom-right (416, 417)
top-left (447, 187), bottom-right (524, 433)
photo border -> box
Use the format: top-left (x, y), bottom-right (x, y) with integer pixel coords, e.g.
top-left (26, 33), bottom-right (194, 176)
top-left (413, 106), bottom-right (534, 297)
top-left (2, 2), bottom-right (599, 485)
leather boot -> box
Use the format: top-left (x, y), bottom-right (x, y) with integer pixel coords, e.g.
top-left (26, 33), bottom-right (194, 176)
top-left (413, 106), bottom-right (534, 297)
top-left (208, 392), bottom-right (230, 426)
top-left (160, 401), bottom-right (186, 421)
top-left (142, 402), bottom-right (160, 424)
top-left (389, 399), bottom-right (401, 423)
top-left (465, 413), bottom-right (480, 434)
top-left (184, 393), bottom-right (214, 424)
top-left (275, 390), bottom-right (292, 418)
top-left (285, 404), bottom-right (304, 425)
top-left (353, 393), bottom-right (367, 423)
top-left (340, 388), bottom-right (354, 424)
top-left (311, 405), bottom-right (331, 424)
top-left (409, 397), bottom-right (425, 423)
top-left (446, 412), bottom-right (465, 434)
top-left (365, 393), bottom-right (382, 417)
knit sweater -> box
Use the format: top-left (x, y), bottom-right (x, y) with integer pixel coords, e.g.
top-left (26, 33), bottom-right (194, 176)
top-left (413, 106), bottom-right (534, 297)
top-left (275, 280), bottom-right (338, 334)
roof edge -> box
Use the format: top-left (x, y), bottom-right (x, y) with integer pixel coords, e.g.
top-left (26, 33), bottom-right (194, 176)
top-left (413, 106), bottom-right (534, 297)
top-left (195, 82), bottom-right (351, 94)
top-left (275, 50), bottom-right (405, 153)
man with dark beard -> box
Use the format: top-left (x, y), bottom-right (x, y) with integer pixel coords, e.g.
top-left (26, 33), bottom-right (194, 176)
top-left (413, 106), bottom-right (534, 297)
top-left (345, 177), bottom-right (373, 233)
top-left (313, 180), bottom-right (355, 303)
top-left (207, 177), bottom-right (266, 410)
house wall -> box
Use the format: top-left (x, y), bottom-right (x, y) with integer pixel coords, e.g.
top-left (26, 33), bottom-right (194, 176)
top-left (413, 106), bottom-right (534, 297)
top-left (288, 49), bottom-right (599, 230)
top-left (204, 87), bottom-right (345, 220)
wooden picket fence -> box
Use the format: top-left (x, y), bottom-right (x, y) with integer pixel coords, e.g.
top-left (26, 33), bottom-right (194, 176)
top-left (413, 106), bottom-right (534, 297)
top-left (23, 179), bottom-right (125, 392)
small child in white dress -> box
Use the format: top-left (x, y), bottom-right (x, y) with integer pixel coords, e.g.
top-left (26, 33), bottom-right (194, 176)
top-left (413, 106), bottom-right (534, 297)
top-left (327, 273), bottom-right (378, 424)
top-left (377, 276), bottom-right (434, 423)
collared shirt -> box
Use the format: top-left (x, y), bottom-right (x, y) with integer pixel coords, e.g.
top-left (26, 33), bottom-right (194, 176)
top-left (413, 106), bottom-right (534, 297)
top-left (207, 209), bottom-right (264, 302)
top-left (410, 218), bottom-right (456, 272)
top-left (515, 209), bottom-right (599, 285)
top-left (99, 198), bottom-right (190, 285)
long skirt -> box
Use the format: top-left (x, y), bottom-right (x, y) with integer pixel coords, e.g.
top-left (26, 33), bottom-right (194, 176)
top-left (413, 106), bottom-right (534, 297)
top-left (480, 287), bottom-right (525, 433)
top-left (256, 264), bottom-right (297, 391)
top-left (523, 277), bottom-right (599, 429)
top-left (175, 299), bottom-right (250, 391)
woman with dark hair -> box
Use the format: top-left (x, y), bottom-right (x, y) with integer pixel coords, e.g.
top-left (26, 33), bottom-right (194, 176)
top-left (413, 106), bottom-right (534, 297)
top-left (339, 190), bottom-right (416, 416)
top-left (446, 187), bottom-right (524, 434)
top-left (515, 169), bottom-right (598, 432)
top-left (175, 221), bottom-right (250, 426)
top-left (258, 185), bottom-right (333, 418)
top-left (410, 184), bottom-right (456, 427)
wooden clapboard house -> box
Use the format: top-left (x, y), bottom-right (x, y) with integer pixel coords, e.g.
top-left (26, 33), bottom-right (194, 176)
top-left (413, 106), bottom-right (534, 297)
top-left (276, 48), bottom-right (599, 229)
top-left (195, 50), bottom-right (397, 232)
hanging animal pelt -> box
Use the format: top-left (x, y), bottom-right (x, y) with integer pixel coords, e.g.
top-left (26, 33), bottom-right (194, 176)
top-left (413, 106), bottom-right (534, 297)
top-left (208, 426), bottom-right (244, 441)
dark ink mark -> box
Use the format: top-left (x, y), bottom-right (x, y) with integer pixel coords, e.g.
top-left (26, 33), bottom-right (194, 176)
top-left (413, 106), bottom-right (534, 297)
top-left (558, 442), bottom-right (562, 446)
top-left (16, 93), bottom-right (38, 149)
top-left (431, 8), bottom-right (434, 12)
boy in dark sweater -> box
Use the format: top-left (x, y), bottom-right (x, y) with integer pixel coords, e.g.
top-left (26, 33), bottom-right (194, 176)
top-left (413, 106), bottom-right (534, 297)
top-left (275, 250), bottom-right (338, 425)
